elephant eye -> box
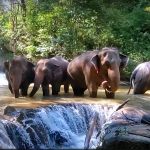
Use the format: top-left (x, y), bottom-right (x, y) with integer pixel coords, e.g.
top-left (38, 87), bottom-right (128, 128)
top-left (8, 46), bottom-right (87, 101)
top-left (103, 52), bottom-right (107, 57)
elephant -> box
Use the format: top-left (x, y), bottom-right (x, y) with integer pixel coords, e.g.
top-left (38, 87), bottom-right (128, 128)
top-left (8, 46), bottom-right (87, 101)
top-left (67, 47), bottom-right (129, 98)
top-left (29, 56), bottom-right (69, 97)
top-left (127, 61), bottom-right (150, 94)
top-left (4, 56), bottom-right (35, 98)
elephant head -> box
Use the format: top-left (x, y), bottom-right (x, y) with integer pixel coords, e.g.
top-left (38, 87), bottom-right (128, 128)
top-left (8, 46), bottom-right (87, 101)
top-left (29, 59), bottom-right (62, 97)
top-left (4, 56), bottom-right (28, 98)
top-left (91, 47), bottom-right (129, 98)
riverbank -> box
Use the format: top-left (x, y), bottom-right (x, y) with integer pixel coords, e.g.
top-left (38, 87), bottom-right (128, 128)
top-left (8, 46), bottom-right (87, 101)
top-left (119, 81), bottom-right (130, 86)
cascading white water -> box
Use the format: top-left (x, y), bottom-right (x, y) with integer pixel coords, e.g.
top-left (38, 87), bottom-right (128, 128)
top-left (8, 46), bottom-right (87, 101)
top-left (1, 103), bottom-right (117, 149)
top-left (0, 73), bottom-right (8, 86)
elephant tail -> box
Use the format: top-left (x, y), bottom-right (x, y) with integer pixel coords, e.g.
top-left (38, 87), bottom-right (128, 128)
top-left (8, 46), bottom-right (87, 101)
top-left (127, 68), bottom-right (138, 94)
top-left (127, 82), bottom-right (132, 94)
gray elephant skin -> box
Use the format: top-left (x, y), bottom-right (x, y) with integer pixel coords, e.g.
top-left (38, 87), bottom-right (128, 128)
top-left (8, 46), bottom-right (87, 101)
top-left (67, 47), bottom-right (129, 98)
top-left (127, 61), bottom-right (150, 94)
top-left (29, 56), bottom-right (69, 97)
top-left (4, 56), bottom-right (35, 98)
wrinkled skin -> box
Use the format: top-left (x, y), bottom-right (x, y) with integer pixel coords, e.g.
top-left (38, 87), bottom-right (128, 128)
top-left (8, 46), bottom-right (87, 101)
top-left (29, 56), bottom-right (69, 97)
top-left (67, 47), bottom-right (129, 98)
top-left (127, 61), bottom-right (150, 94)
top-left (4, 56), bottom-right (35, 98)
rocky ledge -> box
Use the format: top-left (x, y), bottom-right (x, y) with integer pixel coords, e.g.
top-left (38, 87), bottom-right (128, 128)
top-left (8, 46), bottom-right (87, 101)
top-left (98, 107), bottom-right (150, 150)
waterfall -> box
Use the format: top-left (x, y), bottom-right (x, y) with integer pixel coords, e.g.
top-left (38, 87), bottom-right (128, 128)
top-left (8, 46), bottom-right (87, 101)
top-left (0, 103), bottom-right (116, 149)
top-left (0, 73), bottom-right (8, 86)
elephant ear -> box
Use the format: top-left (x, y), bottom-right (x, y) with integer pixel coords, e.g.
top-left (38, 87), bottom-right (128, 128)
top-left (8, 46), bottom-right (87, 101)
top-left (119, 53), bottom-right (129, 70)
top-left (53, 64), bottom-right (62, 78)
top-left (28, 61), bottom-right (35, 68)
top-left (4, 60), bottom-right (9, 70)
top-left (27, 61), bottom-right (35, 72)
top-left (90, 55), bottom-right (100, 73)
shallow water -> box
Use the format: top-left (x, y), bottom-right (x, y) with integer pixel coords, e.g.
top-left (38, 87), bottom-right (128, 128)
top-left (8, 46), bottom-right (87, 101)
top-left (0, 72), bottom-right (150, 113)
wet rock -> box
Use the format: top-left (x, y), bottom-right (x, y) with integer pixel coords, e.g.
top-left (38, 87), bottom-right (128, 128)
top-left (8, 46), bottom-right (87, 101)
top-left (0, 121), bottom-right (16, 149)
top-left (141, 114), bottom-right (150, 125)
top-left (0, 112), bottom-right (15, 122)
top-left (17, 108), bottom-right (40, 123)
top-left (110, 107), bottom-right (146, 123)
top-left (16, 111), bottom-right (26, 123)
top-left (3, 105), bottom-right (19, 118)
top-left (16, 108), bottom-right (52, 148)
top-left (51, 131), bottom-right (67, 145)
top-left (4, 121), bottom-right (35, 149)
top-left (25, 124), bottom-right (50, 149)
top-left (100, 107), bottom-right (150, 150)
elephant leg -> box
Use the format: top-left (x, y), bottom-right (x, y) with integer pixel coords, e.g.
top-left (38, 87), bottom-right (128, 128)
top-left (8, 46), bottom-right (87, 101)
top-left (84, 74), bottom-right (98, 98)
top-left (133, 84), bottom-right (146, 94)
top-left (21, 89), bottom-right (28, 96)
top-left (88, 89), bottom-right (97, 98)
top-left (89, 91), bottom-right (97, 98)
top-left (8, 83), bottom-right (13, 94)
top-left (14, 90), bottom-right (20, 98)
top-left (87, 83), bottom-right (98, 98)
top-left (20, 82), bottom-right (29, 96)
top-left (21, 86), bottom-right (28, 96)
top-left (42, 82), bottom-right (50, 96)
top-left (64, 82), bottom-right (69, 93)
top-left (72, 86), bottom-right (86, 96)
top-left (105, 90), bottom-right (115, 98)
top-left (52, 84), bottom-right (61, 95)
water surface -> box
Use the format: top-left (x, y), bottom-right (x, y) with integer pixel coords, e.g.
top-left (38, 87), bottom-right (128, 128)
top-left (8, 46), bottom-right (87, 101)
top-left (1, 73), bottom-right (150, 113)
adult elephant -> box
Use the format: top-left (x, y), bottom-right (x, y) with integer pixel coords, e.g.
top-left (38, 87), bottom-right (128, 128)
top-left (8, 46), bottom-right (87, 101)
top-left (4, 56), bottom-right (35, 98)
top-left (67, 47), bottom-right (129, 98)
top-left (127, 61), bottom-right (150, 94)
top-left (29, 56), bottom-right (69, 97)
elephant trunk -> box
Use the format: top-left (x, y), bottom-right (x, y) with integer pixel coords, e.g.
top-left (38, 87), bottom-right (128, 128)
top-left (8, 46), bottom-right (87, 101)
top-left (108, 67), bottom-right (120, 92)
top-left (13, 77), bottom-right (22, 98)
top-left (14, 90), bottom-right (20, 98)
top-left (29, 75), bottom-right (44, 97)
top-left (102, 67), bottom-right (120, 93)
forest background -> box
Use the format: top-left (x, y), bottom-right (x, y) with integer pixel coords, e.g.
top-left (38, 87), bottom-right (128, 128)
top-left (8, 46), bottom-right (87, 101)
top-left (0, 0), bottom-right (150, 80)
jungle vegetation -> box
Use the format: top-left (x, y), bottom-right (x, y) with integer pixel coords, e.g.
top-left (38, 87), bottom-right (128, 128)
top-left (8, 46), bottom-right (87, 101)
top-left (0, 0), bottom-right (150, 80)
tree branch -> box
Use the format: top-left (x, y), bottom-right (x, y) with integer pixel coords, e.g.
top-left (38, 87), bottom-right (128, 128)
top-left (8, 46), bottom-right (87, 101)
top-left (115, 98), bottom-right (130, 111)
top-left (84, 112), bottom-right (98, 149)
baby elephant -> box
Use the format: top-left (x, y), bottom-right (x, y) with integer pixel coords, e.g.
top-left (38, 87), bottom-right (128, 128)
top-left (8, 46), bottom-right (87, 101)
top-left (29, 56), bottom-right (69, 97)
top-left (127, 61), bottom-right (150, 94)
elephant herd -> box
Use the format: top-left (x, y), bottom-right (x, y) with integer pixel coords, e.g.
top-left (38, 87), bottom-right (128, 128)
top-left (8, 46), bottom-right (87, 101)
top-left (3, 46), bottom-right (150, 99)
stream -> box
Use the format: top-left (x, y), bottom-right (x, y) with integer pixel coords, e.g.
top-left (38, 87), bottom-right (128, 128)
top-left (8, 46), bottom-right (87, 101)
top-left (0, 72), bottom-right (150, 149)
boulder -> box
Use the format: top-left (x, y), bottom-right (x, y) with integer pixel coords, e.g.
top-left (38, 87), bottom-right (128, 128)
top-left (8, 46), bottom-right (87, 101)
top-left (100, 107), bottom-right (150, 150)
top-left (3, 105), bottom-right (19, 118)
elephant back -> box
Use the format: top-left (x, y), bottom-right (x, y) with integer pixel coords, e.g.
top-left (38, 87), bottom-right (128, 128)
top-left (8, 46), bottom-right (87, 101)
top-left (50, 56), bottom-right (69, 70)
top-left (49, 56), bottom-right (69, 81)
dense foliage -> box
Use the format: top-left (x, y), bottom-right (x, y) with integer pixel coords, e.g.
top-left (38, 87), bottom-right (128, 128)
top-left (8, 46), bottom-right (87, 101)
top-left (0, 0), bottom-right (150, 79)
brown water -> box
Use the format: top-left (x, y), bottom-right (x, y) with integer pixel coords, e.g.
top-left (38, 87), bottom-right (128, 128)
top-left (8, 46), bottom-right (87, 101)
top-left (0, 84), bottom-right (150, 113)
